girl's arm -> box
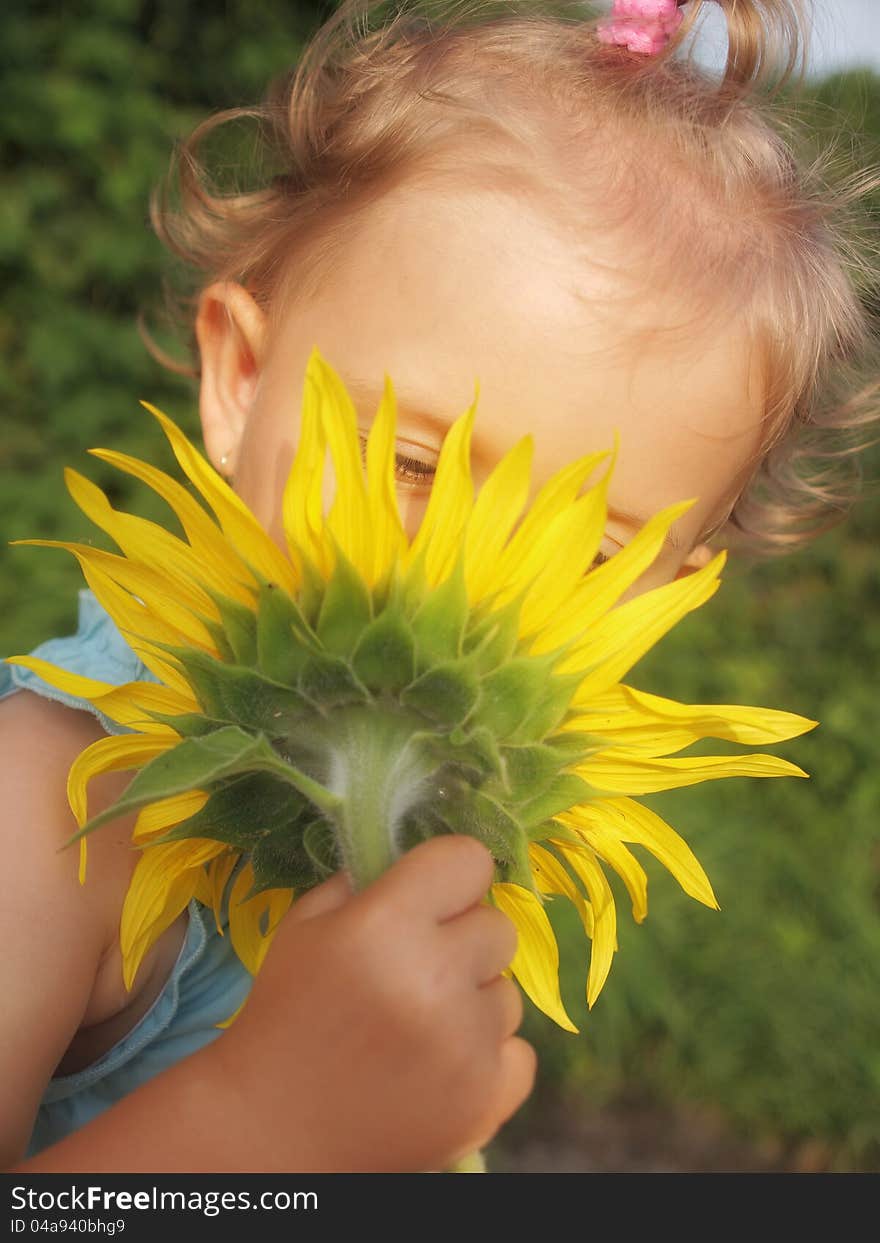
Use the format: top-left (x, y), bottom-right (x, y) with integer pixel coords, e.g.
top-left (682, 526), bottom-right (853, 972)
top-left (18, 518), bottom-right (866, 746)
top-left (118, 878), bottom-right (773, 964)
top-left (0, 693), bottom-right (141, 1168)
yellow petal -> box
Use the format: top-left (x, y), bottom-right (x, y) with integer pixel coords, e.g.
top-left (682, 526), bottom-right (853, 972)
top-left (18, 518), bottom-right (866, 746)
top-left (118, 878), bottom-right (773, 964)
top-left (479, 450), bottom-right (609, 602)
top-left (549, 840), bottom-right (617, 1008)
top-left (366, 373), bottom-right (408, 585)
top-left (532, 499), bottom-right (696, 655)
top-left (62, 472), bottom-right (246, 616)
top-left (563, 685), bottom-right (817, 758)
top-left (228, 863), bottom-right (294, 975)
top-left (6, 657), bottom-right (197, 737)
top-left (57, 554), bottom-right (193, 695)
top-left (76, 547), bottom-right (219, 652)
top-left (314, 353), bottom-right (373, 581)
top-left (16, 537), bottom-right (219, 659)
top-left (528, 842), bottom-right (594, 939)
top-left (562, 552), bottom-right (726, 695)
top-left (67, 732), bottom-right (176, 829)
top-left (517, 475), bottom-right (610, 635)
top-left (463, 436), bottom-right (533, 604)
top-left (89, 448), bottom-right (257, 596)
top-left (578, 750), bottom-right (809, 795)
top-left (142, 401), bottom-right (298, 596)
top-left (120, 837), bottom-right (225, 989)
top-left (283, 365), bottom-right (331, 576)
top-left (558, 816), bottom-right (648, 923)
top-left (491, 882), bottom-right (578, 1032)
top-left (64, 727), bottom-right (170, 884)
top-left (565, 798), bottom-right (719, 910)
top-left (205, 851), bottom-right (240, 935)
top-left (132, 789), bottom-right (210, 843)
top-left (405, 400), bottom-right (477, 587)
top-left (614, 686), bottom-right (817, 746)
top-left (215, 1000), bottom-right (248, 1029)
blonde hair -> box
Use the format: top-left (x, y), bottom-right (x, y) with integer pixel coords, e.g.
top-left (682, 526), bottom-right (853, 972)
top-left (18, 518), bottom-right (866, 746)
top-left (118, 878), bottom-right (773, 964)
top-left (150, 0), bottom-right (880, 555)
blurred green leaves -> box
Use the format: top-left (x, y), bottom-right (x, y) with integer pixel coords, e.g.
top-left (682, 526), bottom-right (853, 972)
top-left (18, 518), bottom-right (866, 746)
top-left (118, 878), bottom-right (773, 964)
top-left (0, 0), bottom-right (329, 645)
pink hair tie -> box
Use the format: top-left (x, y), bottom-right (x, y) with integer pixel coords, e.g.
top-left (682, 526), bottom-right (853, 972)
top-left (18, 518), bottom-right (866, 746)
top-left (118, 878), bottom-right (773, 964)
top-left (597, 0), bottom-right (687, 56)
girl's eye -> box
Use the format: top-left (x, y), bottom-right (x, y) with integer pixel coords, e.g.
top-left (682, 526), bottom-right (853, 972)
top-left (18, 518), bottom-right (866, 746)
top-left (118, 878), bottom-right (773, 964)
top-left (392, 449), bottom-right (437, 485)
top-left (356, 433), bottom-right (621, 562)
top-left (358, 433), bottom-right (438, 488)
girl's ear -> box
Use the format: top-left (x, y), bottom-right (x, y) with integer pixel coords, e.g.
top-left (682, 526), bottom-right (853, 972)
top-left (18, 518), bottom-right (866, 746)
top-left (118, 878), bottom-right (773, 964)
top-left (674, 542), bottom-right (714, 580)
top-left (195, 282), bottom-right (268, 475)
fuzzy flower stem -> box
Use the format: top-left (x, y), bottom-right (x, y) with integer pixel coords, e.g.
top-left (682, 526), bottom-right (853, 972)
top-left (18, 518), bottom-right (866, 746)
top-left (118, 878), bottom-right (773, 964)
top-left (323, 708), bottom-right (438, 890)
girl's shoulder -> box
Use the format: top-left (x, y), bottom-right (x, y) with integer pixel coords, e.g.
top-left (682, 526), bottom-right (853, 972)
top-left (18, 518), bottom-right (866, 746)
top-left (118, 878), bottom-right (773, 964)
top-left (0, 691), bottom-right (152, 1165)
top-left (0, 689), bottom-right (147, 981)
top-left (0, 683), bottom-right (139, 871)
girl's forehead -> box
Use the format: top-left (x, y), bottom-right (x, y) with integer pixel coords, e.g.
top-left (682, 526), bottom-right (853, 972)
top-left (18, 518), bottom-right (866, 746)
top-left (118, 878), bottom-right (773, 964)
top-left (277, 183), bottom-right (687, 387)
top-left (277, 183), bottom-right (760, 395)
top-left (263, 181), bottom-right (767, 541)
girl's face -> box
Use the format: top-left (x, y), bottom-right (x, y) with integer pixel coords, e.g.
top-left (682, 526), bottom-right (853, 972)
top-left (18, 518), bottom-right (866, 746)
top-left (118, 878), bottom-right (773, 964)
top-left (197, 182), bottom-right (768, 589)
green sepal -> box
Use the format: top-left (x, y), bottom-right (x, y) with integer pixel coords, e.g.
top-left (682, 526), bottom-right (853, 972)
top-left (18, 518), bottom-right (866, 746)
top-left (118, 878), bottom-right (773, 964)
top-left (142, 712), bottom-right (227, 738)
top-left (401, 661), bottom-right (480, 726)
top-left (256, 581), bottom-right (317, 683)
top-left (410, 559), bottom-right (468, 668)
top-left (315, 551), bottom-right (373, 657)
top-left (498, 743), bottom-right (570, 801)
top-left (398, 549), bottom-right (429, 617)
top-left (468, 653), bottom-right (559, 741)
top-left (409, 724), bottom-right (501, 786)
top-left (303, 818), bottom-right (341, 877)
top-left (545, 730), bottom-right (600, 762)
top-left (447, 724), bottom-right (504, 779)
top-left (249, 830), bottom-right (321, 895)
top-left (206, 590), bottom-right (258, 666)
top-left (154, 648), bottom-right (310, 734)
top-left (200, 617), bottom-right (235, 664)
top-left (296, 556), bottom-right (328, 628)
top-left (462, 596), bottom-right (522, 675)
top-left (153, 773), bottom-right (307, 851)
top-left (509, 670), bottom-right (585, 744)
top-left (516, 773), bottom-right (594, 831)
top-left (368, 563), bottom-right (404, 617)
top-left (351, 606), bottom-right (416, 691)
top-left (529, 819), bottom-right (587, 850)
top-left (298, 653), bottom-right (369, 708)
top-left (67, 725), bottom-right (341, 845)
top-left (437, 787), bottom-right (533, 889)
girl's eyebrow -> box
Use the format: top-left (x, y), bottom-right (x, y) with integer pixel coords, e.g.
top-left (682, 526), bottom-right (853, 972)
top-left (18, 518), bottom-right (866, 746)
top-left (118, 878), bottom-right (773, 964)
top-left (343, 376), bottom-right (457, 435)
top-left (343, 375), bottom-right (495, 458)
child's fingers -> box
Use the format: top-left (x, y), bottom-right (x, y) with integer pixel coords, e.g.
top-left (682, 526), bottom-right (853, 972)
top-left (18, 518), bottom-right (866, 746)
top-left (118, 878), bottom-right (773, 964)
top-left (479, 975), bottom-right (524, 1041)
top-left (289, 870), bottom-right (353, 922)
top-left (496, 1035), bottom-right (537, 1122)
top-left (445, 903), bottom-right (518, 984)
top-left (464, 1035), bottom-right (537, 1155)
top-left (365, 835), bottom-right (495, 923)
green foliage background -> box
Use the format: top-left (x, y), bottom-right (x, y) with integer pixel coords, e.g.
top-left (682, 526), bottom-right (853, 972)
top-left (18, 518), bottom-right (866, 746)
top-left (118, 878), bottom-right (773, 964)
top-left (2, 1), bottom-right (878, 1171)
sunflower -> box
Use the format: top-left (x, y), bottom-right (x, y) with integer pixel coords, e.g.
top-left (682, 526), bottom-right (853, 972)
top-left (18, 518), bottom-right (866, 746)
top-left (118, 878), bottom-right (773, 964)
top-left (7, 346), bottom-right (815, 1032)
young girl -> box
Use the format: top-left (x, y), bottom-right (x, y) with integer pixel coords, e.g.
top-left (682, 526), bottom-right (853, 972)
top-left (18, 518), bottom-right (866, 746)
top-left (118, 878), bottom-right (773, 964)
top-left (2, 0), bottom-right (878, 1173)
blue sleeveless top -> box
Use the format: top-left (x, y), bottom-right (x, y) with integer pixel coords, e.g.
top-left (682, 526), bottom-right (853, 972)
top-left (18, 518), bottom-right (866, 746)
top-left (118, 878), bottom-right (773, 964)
top-left (0, 591), bottom-right (254, 1159)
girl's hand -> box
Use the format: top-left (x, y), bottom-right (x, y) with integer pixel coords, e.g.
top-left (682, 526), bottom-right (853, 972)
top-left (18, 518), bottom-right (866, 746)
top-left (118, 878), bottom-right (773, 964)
top-left (210, 834), bottom-right (536, 1172)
